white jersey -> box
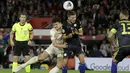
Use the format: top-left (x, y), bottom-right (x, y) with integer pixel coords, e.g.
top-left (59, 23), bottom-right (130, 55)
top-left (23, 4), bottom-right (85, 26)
top-left (45, 28), bottom-right (64, 57)
top-left (50, 28), bottom-right (64, 47)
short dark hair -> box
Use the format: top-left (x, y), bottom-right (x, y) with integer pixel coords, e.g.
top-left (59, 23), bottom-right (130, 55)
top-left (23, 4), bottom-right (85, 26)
top-left (67, 11), bottom-right (76, 17)
top-left (52, 17), bottom-right (61, 23)
top-left (19, 12), bottom-right (27, 17)
top-left (120, 10), bottom-right (129, 16)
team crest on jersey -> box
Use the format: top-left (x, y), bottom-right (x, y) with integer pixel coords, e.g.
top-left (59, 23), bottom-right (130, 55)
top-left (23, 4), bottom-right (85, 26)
top-left (62, 29), bottom-right (65, 33)
top-left (64, 53), bottom-right (67, 56)
top-left (24, 30), bottom-right (27, 34)
top-left (74, 24), bottom-right (77, 27)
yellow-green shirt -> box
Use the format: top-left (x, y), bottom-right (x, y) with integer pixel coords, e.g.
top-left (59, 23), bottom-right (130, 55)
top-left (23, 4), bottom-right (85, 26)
top-left (12, 22), bottom-right (33, 41)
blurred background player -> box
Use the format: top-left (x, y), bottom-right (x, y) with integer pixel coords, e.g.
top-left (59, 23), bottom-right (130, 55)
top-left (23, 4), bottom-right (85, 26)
top-left (0, 35), bottom-right (8, 68)
top-left (62, 11), bottom-right (86, 73)
top-left (13, 17), bottom-right (67, 73)
top-left (10, 12), bottom-right (34, 73)
top-left (108, 10), bottom-right (130, 73)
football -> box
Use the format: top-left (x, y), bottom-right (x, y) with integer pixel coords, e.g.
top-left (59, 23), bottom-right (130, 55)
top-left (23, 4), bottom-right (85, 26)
top-left (63, 1), bottom-right (74, 11)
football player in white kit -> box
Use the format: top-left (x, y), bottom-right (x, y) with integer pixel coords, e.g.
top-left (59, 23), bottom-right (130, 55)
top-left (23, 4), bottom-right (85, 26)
top-left (13, 17), bottom-right (67, 73)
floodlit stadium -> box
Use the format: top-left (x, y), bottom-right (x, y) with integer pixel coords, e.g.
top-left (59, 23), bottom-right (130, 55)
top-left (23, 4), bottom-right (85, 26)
top-left (0, 0), bottom-right (130, 73)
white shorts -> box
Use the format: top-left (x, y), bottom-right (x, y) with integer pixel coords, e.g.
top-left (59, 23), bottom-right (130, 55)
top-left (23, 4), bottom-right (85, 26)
top-left (45, 44), bottom-right (63, 57)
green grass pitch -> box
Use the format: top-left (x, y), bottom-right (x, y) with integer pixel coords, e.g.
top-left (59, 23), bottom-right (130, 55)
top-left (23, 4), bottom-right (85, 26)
top-left (0, 69), bottom-right (129, 73)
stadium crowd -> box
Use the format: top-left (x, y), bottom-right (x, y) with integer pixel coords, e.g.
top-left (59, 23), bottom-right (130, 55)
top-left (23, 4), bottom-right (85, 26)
top-left (0, 0), bottom-right (130, 69)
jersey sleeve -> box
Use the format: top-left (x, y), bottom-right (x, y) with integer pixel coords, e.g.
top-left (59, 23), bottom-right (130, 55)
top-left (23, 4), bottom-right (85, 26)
top-left (110, 23), bottom-right (119, 34)
top-left (12, 23), bottom-right (16, 32)
top-left (28, 23), bottom-right (33, 31)
top-left (50, 30), bottom-right (56, 40)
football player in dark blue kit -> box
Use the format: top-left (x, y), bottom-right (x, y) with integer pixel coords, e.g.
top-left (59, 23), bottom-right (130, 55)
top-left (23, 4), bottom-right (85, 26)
top-left (108, 10), bottom-right (130, 73)
top-left (62, 11), bottom-right (86, 73)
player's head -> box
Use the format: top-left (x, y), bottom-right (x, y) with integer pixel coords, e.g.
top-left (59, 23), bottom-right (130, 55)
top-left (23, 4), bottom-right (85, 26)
top-left (67, 11), bottom-right (76, 24)
top-left (119, 10), bottom-right (129, 20)
top-left (52, 17), bottom-right (62, 30)
top-left (19, 12), bottom-right (27, 23)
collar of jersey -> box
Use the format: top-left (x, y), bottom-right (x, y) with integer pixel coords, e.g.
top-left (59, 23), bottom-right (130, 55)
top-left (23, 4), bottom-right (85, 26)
top-left (19, 22), bottom-right (27, 26)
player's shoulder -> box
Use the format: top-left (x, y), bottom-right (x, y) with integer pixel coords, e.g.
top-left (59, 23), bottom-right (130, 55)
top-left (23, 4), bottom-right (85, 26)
top-left (26, 22), bottom-right (31, 24)
top-left (113, 20), bottom-right (130, 29)
top-left (119, 19), bottom-right (130, 23)
top-left (118, 19), bottom-right (130, 26)
top-left (112, 22), bottom-right (120, 29)
top-left (119, 20), bottom-right (130, 25)
top-left (12, 22), bottom-right (19, 27)
top-left (50, 28), bottom-right (56, 33)
top-left (25, 22), bottom-right (32, 26)
top-left (25, 22), bottom-right (33, 28)
top-left (14, 22), bottom-right (19, 25)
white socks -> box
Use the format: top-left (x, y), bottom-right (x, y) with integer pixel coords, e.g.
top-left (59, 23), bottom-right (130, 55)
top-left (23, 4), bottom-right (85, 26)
top-left (22, 56), bottom-right (38, 67)
top-left (13, 56), bottom-right (38, 72)
top-left (49, 66), bottom-right (60, 73)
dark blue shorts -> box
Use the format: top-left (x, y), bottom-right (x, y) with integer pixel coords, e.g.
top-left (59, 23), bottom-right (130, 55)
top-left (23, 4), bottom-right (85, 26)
top-left (113, 47), bottom-right (130, 62)
top-left (63, 41), bottom-right (84, 58)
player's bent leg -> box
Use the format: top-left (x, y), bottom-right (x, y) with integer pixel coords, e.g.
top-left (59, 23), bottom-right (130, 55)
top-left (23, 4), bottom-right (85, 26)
top-left (12, 56), bottom-right (18, 73)
top-left (49, 57), bottom-right (64, 73)
top-left (78, 53), bottom-right (85, 64)
top-left (25, 56), bottom-right (30, 73)
top-left (38, 51), bottom-right (49, 62)
top-left (111, 48), bottom-right (124, 73)
top-left (111, 48), bottom-right (126, 73)
top-left (78, 53), bottom-right (86, 73)
top-left (24, 56), bottom-right (30, 62)
top-left (49, 66), bottom-right (60, 73)
top-left (62, 58), bottom-right (68, 73)
top-left (13, 56), bottom-right (38, 73)
top-left (14, 51), bottom-right (49, 73)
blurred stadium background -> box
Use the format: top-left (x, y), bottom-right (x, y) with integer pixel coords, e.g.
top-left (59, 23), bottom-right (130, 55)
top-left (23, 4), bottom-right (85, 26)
top-left (0, 0), bottom-right (130, 73)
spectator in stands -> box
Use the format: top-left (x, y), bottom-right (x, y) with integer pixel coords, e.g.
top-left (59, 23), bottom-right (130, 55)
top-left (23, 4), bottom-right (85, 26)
top-left (92, 28), bottom-right (97, 36)
top-left (97, 24), bottom-right (103, 32)
top-left (89, 44), bottom-right (104, 57)
top-left (97, 29), bottom-right (103, 36)
top-left (102, 29), bottom-right (107, 36)
top-left (100, 40), bottom-right (109, 57)
top-left (107, 43), bottom-right (115, 57)
top-left (88, 30), bottom-right (92, 36)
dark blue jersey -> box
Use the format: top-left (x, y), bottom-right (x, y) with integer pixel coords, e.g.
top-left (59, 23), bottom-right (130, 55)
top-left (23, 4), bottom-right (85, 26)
top-left (62, 20), bottom-right (82, 43)
top-left (111, 20), bottom-right (130, 47)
